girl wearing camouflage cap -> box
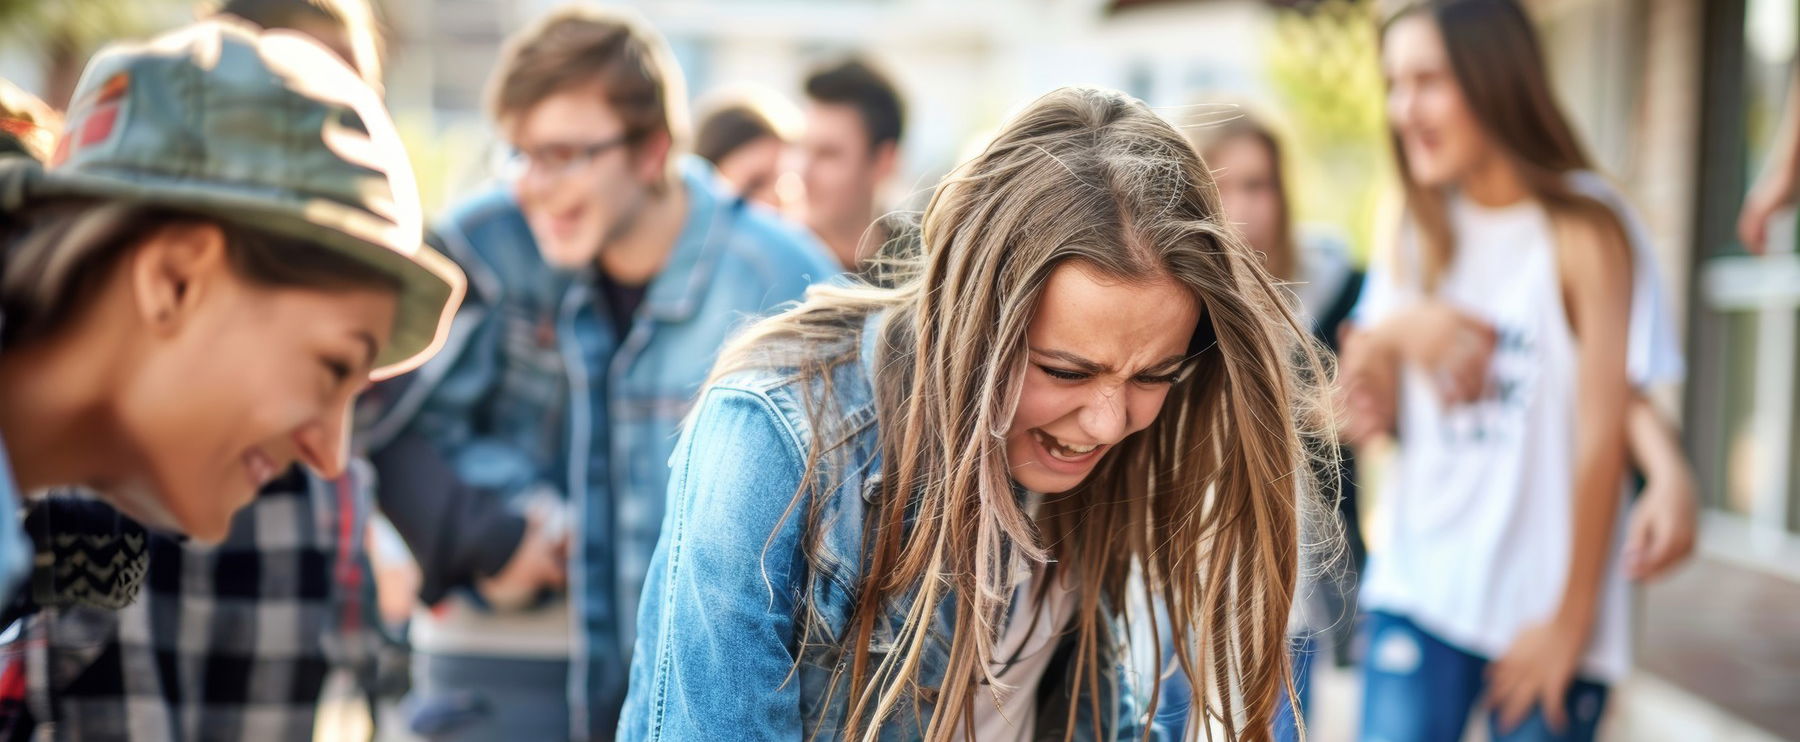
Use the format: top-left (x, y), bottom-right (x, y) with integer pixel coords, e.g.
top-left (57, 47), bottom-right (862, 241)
top-left (0, 20), bottom-right (464, 608)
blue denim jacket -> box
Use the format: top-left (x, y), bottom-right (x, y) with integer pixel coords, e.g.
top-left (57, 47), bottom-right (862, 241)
top-left (0, 431), bottom-right (32, 611)
top-left (379, 157), bottom-right (837, 738)
top-left (621, 312), bottom-right (1162, 741)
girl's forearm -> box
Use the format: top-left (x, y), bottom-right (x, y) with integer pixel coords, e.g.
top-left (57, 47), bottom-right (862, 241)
top-left (1557, 422), bottom-right (1628, 628)
top-left (1625, 394), bottom-right (1688, 482)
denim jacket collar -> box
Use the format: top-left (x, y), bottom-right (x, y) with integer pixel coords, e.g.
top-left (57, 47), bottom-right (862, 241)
top-left (437, 157), bottom-right (741, 325)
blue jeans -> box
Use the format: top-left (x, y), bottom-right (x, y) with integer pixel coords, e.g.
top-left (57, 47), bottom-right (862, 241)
top-left (1359, 612), bottom-right (1608, 742)
top-left (406, 653), bottom-right (571, 742)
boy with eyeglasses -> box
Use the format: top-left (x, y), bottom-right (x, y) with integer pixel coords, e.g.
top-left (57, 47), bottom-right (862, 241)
top-left (365, 6), bottom-right (834, 740)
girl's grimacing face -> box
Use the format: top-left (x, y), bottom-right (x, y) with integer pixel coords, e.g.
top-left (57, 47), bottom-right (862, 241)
top-left (110, 226), bottom-right (396, 542)
top-left (1004, 261), bottom-right (1201, 494)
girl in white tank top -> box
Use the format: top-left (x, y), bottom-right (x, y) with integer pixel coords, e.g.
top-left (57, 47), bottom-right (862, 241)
top-left (1357, 193), bottom-right (1632, 676)
top-left (1341, 3), bottom-right (1651, 740)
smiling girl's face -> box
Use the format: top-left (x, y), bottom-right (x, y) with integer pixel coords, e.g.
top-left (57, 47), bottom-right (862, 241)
top-left (107, 224), bottom-right (395, 541)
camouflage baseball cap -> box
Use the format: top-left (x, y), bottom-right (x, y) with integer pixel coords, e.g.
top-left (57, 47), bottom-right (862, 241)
top-left (0, 20), bottom-right (464, 380)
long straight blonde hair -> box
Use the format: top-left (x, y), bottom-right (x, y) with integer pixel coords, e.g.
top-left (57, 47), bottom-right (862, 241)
top-left (712, 86), bottom-right (1327, 741)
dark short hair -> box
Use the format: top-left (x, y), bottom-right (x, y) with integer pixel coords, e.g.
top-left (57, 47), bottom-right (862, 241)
top-left (803, 57), bottom-right (905, 151)
top-left (695, 102), bottom-right (782, 166)
top-left (212, 0), bottom-right (384, 83)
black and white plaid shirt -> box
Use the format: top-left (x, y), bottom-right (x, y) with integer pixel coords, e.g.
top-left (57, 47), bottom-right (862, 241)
top-left (17, 464), bottom-right (383, 741)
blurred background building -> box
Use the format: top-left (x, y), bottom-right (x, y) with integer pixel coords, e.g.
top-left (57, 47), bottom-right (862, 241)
top-left (0, 0), bottom-right (1794, 739)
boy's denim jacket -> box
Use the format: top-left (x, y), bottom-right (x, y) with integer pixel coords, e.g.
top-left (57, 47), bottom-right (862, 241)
top-left (374, 158), bottom-right (837, 737)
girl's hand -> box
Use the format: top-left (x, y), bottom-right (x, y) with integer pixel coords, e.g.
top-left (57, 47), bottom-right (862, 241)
top-left (1622, 464), bottom-right (1699, 581)
top-left (477, 506), bottom-right (568, 610)
top-left (1738, 166), bottom-right (1797, 254)
top-left (1401, 302), bottom-right (1496, 405)
top-left (1337, 327), bottom-right (1399, 445)
top-left (1486, 616), bottom-right (1589, 734)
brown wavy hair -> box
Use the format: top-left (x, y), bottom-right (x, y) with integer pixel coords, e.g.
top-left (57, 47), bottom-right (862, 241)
top-left (712, 86), bottom-right (1328, 741)
top-left (1382, 0), bottom-right (1618, 290)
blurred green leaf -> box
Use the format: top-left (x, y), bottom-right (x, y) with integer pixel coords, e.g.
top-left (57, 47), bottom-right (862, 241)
top-left (0, 0), bottom-right (163, 50)
top-left (1263, 0), bottom-right (1392, 264)
top-left (0, 0), bottom-right (190, 107)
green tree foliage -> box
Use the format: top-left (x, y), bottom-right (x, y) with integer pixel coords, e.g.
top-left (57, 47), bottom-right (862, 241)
top-left (1264, 0), bottom-right (1392, 263)
top-left (0, 0), bottom-right (186, 108)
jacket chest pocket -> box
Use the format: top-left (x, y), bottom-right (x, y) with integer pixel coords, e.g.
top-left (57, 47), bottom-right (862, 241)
top-left (496, 306), bottom-right (568, 450)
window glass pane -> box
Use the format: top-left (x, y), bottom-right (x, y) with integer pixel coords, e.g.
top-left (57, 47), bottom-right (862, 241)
top-left (1718, 310), bottom-right (1761, 517)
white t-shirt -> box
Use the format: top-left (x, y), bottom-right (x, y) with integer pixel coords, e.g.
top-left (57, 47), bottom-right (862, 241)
top-left (1355, 191), bottom-right (1633, 681)
top-left (965, 492), bottom-right (1077, 742)
top-left (963, 566), bottom-right (1079, 741)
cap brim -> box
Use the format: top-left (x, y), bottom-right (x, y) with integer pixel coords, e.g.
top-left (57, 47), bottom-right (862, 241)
top-left (8, 161), bottom-right (465, 380)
